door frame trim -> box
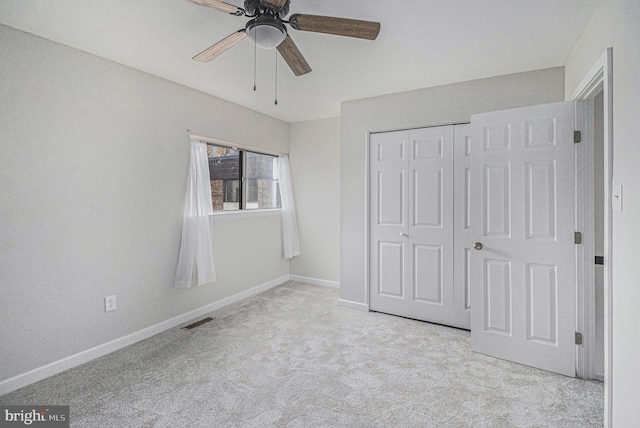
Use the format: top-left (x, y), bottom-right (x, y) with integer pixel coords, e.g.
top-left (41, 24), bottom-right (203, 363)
top-left (364, 131), bottom-right (372, 310)
top-left (571, 47), bottom-right (613, 428)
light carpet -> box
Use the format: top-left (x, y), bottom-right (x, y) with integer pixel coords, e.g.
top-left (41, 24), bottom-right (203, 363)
top-left (0, 282), bottom-right (603, 427)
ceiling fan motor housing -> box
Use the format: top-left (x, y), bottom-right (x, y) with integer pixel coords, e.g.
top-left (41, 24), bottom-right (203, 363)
top-left (246, 16), bottom-right (288, 49)
top-left (244, 0), bottom-right (290, 19)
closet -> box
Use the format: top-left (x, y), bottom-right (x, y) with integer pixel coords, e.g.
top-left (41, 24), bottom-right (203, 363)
top-left (368, 101), bottom-right (581, 377)
top-left (368, 124), bottom-right (471, 329)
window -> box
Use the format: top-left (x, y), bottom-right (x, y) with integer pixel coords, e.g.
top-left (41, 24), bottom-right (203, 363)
top-left (207, 143), bottom-right (281, 212)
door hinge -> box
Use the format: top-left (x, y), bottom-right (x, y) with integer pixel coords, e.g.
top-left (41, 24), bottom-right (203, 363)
top-left (574, 130), bottom-right (582, 144)
top-left (574, 231), bottom-right (582, 244)
top-left (595, 255), bottom-right (604, 265)
top-left (575, 332), bottom-right (583, 345)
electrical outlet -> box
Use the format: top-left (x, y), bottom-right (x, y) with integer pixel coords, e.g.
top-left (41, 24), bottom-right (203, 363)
top-left (105, 295), bottom-right (117, 312)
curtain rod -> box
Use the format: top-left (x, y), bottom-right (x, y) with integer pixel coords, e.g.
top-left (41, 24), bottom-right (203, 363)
top-left (188, 132), bottom-right (287, 157)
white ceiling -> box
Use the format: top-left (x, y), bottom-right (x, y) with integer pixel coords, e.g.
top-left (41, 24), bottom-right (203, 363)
top-left (0, 0), bottom-right (601, 123)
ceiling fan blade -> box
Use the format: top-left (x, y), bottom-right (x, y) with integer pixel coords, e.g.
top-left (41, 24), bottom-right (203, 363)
top-left (277, 35), bottom-right (312, 76)
top-left (188, 0), bottom-right (242, 15)
top-left (289, 14), bottom-right (381, 40)
top-left (264, 0), bottom-right (288, 7)
top-left (193, 30), bottom-right (247, 62)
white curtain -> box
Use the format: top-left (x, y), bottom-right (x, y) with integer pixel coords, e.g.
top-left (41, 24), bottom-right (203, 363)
top-left (175, 139), bottom-right (216, 288)
top-left (278, 155), bottom-right (300, 259)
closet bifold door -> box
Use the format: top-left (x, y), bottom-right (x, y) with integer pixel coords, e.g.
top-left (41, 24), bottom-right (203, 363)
top-left (369, 130), bottom-right (410, 317)
top-left (369, 126), bottom-right (455, 326)
top-left (453, 124), bottom-right (472, 329)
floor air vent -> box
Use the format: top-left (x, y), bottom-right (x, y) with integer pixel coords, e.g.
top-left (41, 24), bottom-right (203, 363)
top-left (182, 317), bottom-right (213, 330)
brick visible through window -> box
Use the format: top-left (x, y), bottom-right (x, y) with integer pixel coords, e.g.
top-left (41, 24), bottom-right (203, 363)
top-left (207, 143), bottom-right (281, 211)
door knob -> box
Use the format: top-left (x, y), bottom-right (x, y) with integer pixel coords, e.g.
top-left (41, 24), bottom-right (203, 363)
top-left (473, 242), bottom-right (483, 250)
top-left (400, 233), bottom-right (409, 237)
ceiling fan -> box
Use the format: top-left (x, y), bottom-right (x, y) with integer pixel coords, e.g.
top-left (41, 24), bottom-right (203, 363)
top-left (188, 0), bottom-right (381, 76)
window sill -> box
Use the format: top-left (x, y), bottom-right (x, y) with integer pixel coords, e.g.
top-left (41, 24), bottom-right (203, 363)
top-left (209, 209), bottom-right (282, 221)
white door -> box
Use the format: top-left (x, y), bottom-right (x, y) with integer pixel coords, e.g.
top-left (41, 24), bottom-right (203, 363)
top-left (470, 101), bottom-right (577, 377)
top-left (453, 124), bottom-right (472, 329)
top-left (369, 126), bottom-right (455, 325)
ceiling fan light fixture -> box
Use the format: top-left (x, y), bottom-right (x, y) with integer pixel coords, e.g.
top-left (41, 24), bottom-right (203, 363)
top-left (246, 17), bottom-right (287, 49)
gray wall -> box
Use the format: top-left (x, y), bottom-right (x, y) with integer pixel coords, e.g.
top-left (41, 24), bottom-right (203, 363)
top-left (339, 67), bottom-right (565, 305)
top-left (0, 25), bottom-right (289, 383)
top-left (289, 118), bottom-right (341, 283)
top-left (564, 0), bottom-right (640, 422)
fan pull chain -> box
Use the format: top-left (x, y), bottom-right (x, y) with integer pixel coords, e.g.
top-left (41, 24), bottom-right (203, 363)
top-left (274, 49), bottom-right (278, 105)
top-left (253, 28), bottom-right (257, 91)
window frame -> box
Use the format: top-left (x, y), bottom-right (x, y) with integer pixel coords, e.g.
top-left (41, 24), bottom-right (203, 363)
top-left (192, 135), bottom-right (283, 218)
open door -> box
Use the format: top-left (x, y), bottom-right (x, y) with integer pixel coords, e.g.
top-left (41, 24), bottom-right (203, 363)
top-left (470, 101), bottom-right (578, 377)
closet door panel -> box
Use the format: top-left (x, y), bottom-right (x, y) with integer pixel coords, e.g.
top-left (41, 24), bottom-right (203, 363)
top-left (406, 126), bottom-right (454, 325)
top-left (369, 131), bottom-right (410, 316)
top-left (453, 124), bottom-right (472, 329)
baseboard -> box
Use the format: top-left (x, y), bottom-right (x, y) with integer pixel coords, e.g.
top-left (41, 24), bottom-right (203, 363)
top-left (289, 275), bottom-right (340, 289)
top-left (336, 299), bottom-right (369, 312)
top-left (0, 275), bottom-right (289, 396)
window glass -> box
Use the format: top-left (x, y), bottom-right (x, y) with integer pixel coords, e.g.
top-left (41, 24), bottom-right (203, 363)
top-left (245, 151), bottom-right (281, 210)
top-left (208, 145), bottom-right (241, 211)
top-left (206, 143), bottom-right (281, 212)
